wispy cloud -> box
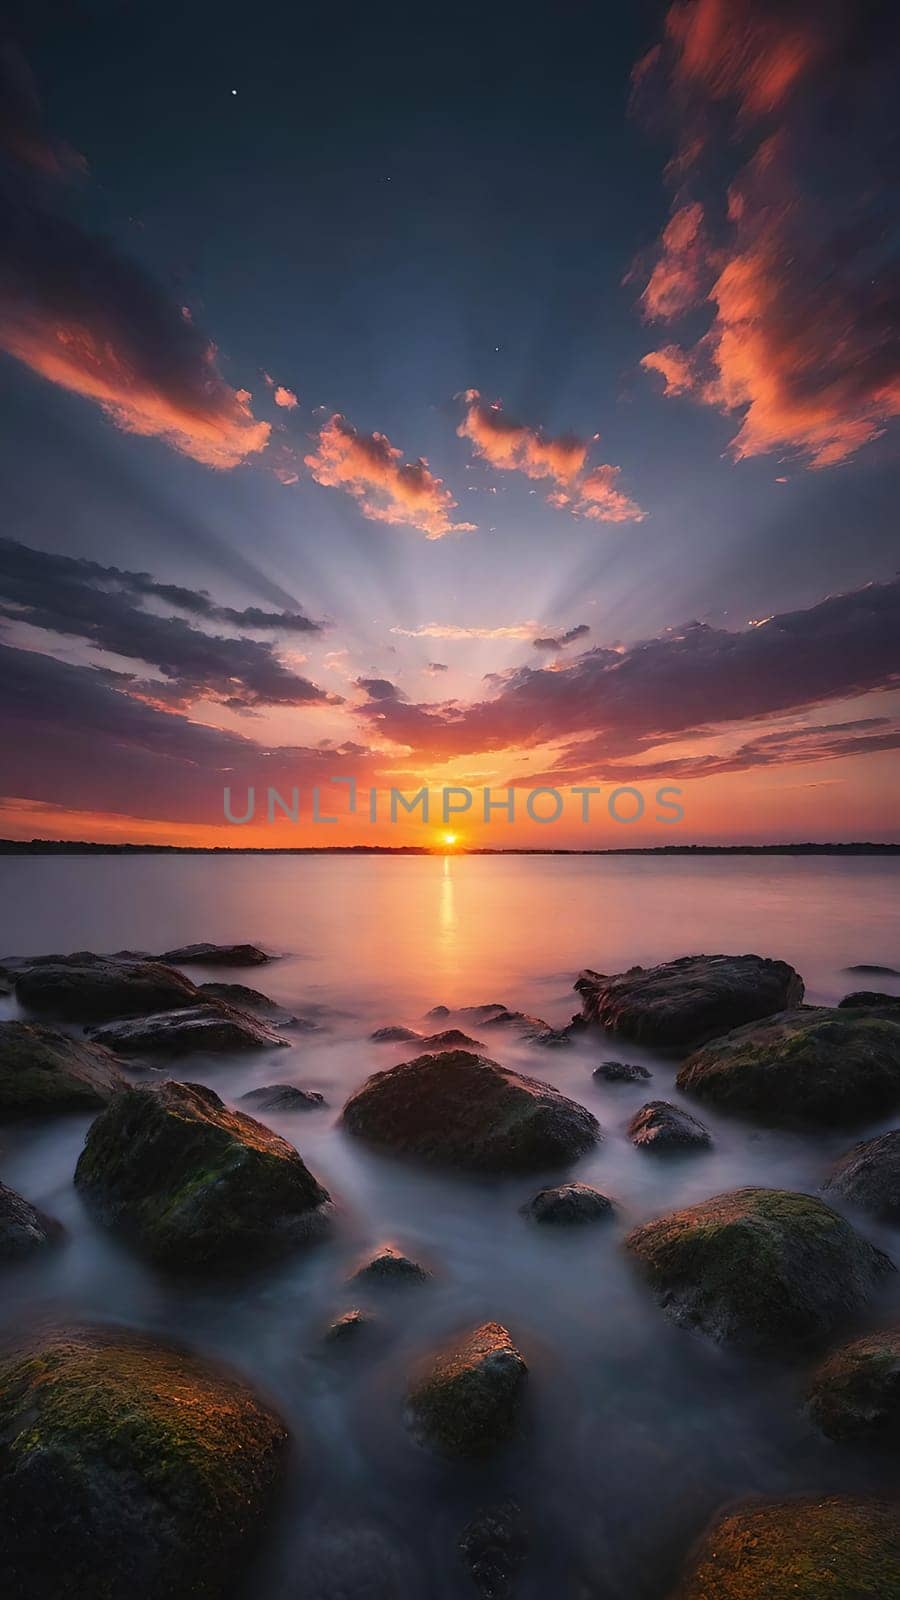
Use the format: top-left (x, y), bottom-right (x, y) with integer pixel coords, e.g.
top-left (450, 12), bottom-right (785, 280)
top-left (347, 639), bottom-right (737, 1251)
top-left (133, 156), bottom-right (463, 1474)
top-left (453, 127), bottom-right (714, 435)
top-left (305, 413), bottom-right (475, 539)
top-left (391, 620), bottom-right (538, 641)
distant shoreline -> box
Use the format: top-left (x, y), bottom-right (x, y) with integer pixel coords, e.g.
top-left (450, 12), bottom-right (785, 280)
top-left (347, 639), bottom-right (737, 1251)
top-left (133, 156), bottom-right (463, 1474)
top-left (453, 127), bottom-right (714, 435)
top-left (0, 840), bottom-right (898, 857)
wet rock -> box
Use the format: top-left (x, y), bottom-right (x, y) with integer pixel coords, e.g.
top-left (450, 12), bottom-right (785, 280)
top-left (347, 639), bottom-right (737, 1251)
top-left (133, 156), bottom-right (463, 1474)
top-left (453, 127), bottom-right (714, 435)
top-left (627, 1100), bottom-right (712, 1153)
top-left (419, 1028), bottom-right (484, 1050)
top-left (406, 1322), bottom-right (527, 1458)
top-left (625, 1187), bottom-right (892, 1352)
top-left (157, 942), bottom-right (270, 966)
top-left (323, 1308), bottom-right (379, 1346)
top-left (88, 1002), bottom-right (288, 1056)
top-left (824, 1129), bottom-right (900, 1222)
top-left (593, 1059), bottom-right (652, 1084)
top-left (674, 1497), bottom-right (900, 1600)
top-left (839, 990), bottom-right (900, 1010)
top-left (0, 1020), bottom-right (127, 1119)
top-left (349, 1245), bottom-right (430, 1285)
top-left (74, 1079), bottom-right (333, 1271)
top-left (845, 964), bottom-right (900, 978)
top-left (342, 1050), bottom-right (600, 1174)
top-left (458, 1004), bottom-right (511, 1021)
top-left (807, 1327), bottom-right (900, 1443)
top-left (459, 1500), bottom-right (528, 1599)
top-left (240, 1083), bottom-right (326, 1112)
top-left (676, 1008), bottom-right (900, 1127)
top-left (0, 1180), bottom-right (64, 1260)
top-left (371, 1025), bottom-right (422, 1042)
top-left (13, 954), bottom-right (200, 1022)
top-left (198, 982), bottom-right (313, 1028)
top-left (577, 953), bottom-right (804, 1048)
top-left (0, 1324), bottom-right (287, 1600)
top-left (520, 1182), bottom-right (614, 1225)
top-left (425, 1004), bottom-right (451, 1021)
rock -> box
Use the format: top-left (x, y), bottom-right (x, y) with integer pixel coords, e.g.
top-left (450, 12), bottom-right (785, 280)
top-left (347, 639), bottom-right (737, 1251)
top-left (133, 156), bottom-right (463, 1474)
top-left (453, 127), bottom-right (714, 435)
top-left (371, 1025), bottom-right (422, 1042)
top-left (807, 1327), bottom-right (900, 1443)
top-left (0, 1181), bottom-right (64, 1260)
top-left (458, 1004), bottom-right (510, 1021)
top-left (824, 1130), bottom-right (900, 1221)
top-left (419, 1028), bottom-right (484, 1050)
top-left (342, 1050), bottom-right (600, 1174)
top-left (593, 1059), bottom-right (652, 1084)
top-left (13, 953), bottom-right (200, 1022)
top-left (349, 1245), bottom-right (430, 1285)
top-left (157, 942), bottom-right (270, 966)
top-left (676, 1008), bottom-right (900, 1127)
top-left (839, 990), bottom-right (900, 1010)
top-left (323, 1308), bottom-right (378, 1346)
top-left (459, 1500), bottom-right (528, 1600)
top-left (577, 953), bottom-right (804, 1048)
top-left (425, 1004), bottom-right (451, 1020)
top-left (0, 1324), bottom-right (287, 1599)
top-left (673, 1497), bottom-right (900, 1600)
top-left (845, 964), bottom-right (900, 977)
top-left (0, 1020), bottom-right (127, 1119)
top-left (406, 1322), bottom-right (527, 1458)
top-left (198, 982), bottom-right (313, 1028)
top-left (74, 1079), bottom-right (333, 1271)
top-left (239, 1083), bottom-right (326, 1112)
top-left (530, 1026), bottom-right (574, 1047)
top-left (87, 1003), bottom-right (288, 1056)
top-left (520, 1182), bottom-right (614, 1225)
top-left (625, 1187), bottom-right (892, 1352)
top-left (627, 1100), bottom-right (712, 1153)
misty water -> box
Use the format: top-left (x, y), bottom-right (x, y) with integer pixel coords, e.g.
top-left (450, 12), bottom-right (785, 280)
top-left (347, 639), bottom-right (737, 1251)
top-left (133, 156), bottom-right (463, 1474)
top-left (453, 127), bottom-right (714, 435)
top-left (2, 853), bottom-right (900, 1598)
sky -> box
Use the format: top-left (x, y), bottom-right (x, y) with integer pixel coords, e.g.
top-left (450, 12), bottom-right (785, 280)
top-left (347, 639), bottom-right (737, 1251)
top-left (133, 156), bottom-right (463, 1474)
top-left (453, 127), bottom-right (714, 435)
top-left (0, 0), bottom-right (898, 849)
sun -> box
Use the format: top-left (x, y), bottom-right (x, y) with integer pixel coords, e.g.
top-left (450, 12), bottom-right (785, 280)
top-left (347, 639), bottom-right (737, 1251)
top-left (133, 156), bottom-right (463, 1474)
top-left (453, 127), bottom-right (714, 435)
top-left (439, 830), bottom-right (460, 849)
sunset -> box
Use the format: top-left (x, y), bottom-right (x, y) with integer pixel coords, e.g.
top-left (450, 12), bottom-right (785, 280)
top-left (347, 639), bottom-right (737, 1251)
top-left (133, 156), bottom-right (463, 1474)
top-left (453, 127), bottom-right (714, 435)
top-left (1, 3), bottom-right (899, 1598)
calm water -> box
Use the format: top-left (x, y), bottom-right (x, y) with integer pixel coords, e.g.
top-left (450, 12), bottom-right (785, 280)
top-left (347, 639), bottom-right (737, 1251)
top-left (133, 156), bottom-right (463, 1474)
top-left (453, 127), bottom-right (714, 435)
top-left (1, 854), bottom-right (900, 1598)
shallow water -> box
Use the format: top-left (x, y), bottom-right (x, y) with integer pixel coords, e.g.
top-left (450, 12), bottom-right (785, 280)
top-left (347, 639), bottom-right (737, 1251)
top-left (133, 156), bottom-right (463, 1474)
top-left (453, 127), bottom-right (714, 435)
top-left (1, 853), bottom-right (900, 1598)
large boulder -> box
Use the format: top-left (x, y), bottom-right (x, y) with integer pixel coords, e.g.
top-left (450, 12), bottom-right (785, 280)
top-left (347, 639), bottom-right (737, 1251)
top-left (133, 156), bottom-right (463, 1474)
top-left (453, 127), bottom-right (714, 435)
top-left (88, 1003), bottom-right (288, 1056)
top-left (239, 1084), bottom-right (326, 1112)
top-left (625, 1188), bottom-right (892, 1352)
top-left (520, 1182), bottom-right (614, 1225)
top-left (627, 1100), bottom-right (711, 1153)
top-left (0, 1325), bottom-right (287, 1599)
top-left (807, 1327), bottom-right (900, 1443)
top-left (341, 1050), bottom-right (599, 1174)
top-left (74, 1079), bottom-right (333, 1271)
top-left (13, 954), bottom-right (199, 1022)
top-left (406, 1322), bottom-right (527, 1458)
top-left (840, 991), bottom-right (900, 1010)
top-left (673, 1497), bottom-right (900, 1600)
top-left (157, 942), bottom-right (269, 967)
top-left (824, 1130), bottom-right (900, 1221)
top-left (576, 954), bottom-right (803, 1048)
top-left (0, 1021), bottom-right (127, 1119)
top-left (676, 1009), bottom-right (900, 1127)
top-left (0, 1181), bottom-right (64, 1261)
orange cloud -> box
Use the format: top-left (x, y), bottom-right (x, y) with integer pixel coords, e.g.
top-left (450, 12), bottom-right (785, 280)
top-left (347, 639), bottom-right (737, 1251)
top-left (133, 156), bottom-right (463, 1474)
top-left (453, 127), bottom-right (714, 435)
top-left (640, 201), bottom-right (710, 320)
top-left (304, 413), bottom-right (475, 539)
top-left (551, 466), bottom-right (647, 524)
top-left (664, 0), bottom-right (823, 119)
top-left (457, 389), bottom-right (587, 484)
top-left (640, 344), bottom-right (695, 396)
top-left (391, 620), bottom-right (538, 640)
top-left (274, 385), bottom-right (298, 409)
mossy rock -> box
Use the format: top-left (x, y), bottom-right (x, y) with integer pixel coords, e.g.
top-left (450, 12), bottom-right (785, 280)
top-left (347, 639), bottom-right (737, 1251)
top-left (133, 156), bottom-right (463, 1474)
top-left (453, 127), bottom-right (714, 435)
top-left (13, 955), bottom-right (199, 1023)
top-left (0, 1324), bottom-right (287, 1599)
top-left (625, 1187), bottom-right (893, 1352)
top-left (342, 1050), bottom-right (599, 1173)
top-left (0, 1021), bottom-right (127, 1120)
top-left (74, 1079), bottom-right (333, 1272)
top-left (576, 954), bottom-right (803, 1048)
top-left (673, 1496), bottom-right (900, 1599)
top-left (88, 1002), bottom-right (288, 1056)
top-left (627, 1099), bottom-right (712, 1153)
top-left (406, 1321), bottom-right (527, 1458)
top-left (676, 1009), bottom-right (900, 1127)
top-left (824, 1130), bottom-right (900, 1221)
top-left (0, 1181), bottom-right (64, 1261)
top-left (807, 1327), bottom-right (900, 1443)
top-left (520, 1182), bottom-right (615, 1224)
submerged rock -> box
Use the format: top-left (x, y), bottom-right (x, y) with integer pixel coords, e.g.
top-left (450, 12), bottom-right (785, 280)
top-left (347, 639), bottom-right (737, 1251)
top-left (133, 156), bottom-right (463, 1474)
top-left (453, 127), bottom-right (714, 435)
top-left (323, 1308), bottom-right (379, 1347)
top-left (198, 982), bottom-right (312, 1028)
top-left (157, 942), bottom-right (270, 966)
top-left (0, 1180), bottom-right (64, 1261)
top-left (627, 1100), bottom-right (712, 1153)
top-left (0, 1020), bottom-right (127, 1119)
top-left (406, 1322), bottom-right (527, 1458)
top-left (593, 1059), bottom-right (652, 1084)
top-left (88, 1002), bottom-right (288, 1056)
top-left (349, 1245), bottom-right (430, 1285)
top-left (424, 1004), bottom-right (451, 1020)
top-left (576, 953), bottom-right (803, 1048)
top-left (839, 990), bottom-right (900, 1010)
top-left (625, 1187), bottom-right (892, 1352)
top-left (239, 1083), bottom-right (326, 1112)
top-left (845, 964), bottom-right (900, 978)
top-left (459, 1500), bottom-right (528, 1600)
top-left (824, 1130), bottom-right (900, 1221)
top-left (74, 1079), bottom-right (333, 1271)
top-left (371, 1025), bottom-right (422, 1042)
top-left (0, 1324), bottom-right (287, 1600)
top-left (674, 1497), bottom-right (900, 1600)
top-left (13, 954), bottom-right (200, 1022)
top-left (342, 1050), bottom-right (600, 1174)
top-left (676, 1009), bottom-right (900, 1126)
top-left (520, 1182), bottom-right (614, 1225)
top-left (807, 1327), bottom-right (900, 1443)
top-left (419, 1028), bottom-right (484, 1050)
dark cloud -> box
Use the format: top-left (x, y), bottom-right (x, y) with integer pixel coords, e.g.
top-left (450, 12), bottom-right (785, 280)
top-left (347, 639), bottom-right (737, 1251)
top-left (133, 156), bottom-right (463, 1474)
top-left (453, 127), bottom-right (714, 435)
top-left (425, 661), bottom-right (449, 674)
top-left (355, 677), bottom-right (406, 702)
top-left (533, 623), bottom-right (591, 651)
top-left (0, 38), bottom-right (86, 178)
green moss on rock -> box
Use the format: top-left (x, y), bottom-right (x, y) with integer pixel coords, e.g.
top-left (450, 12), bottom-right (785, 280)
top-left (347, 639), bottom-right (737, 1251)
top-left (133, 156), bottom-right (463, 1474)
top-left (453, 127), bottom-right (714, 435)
top-left (625, 1187), bottom-right (893, 1352)
top-left (674, 1497), bottom-right (900, 1599)
top-left (807, 1327), bottom-right (900, 1443)
top-left (406, 1322), bottom-right (527, 1458)
top-left (0, 1021), bottom-right (127, 1120)
top-left (0, 1325), bottom-right (287, 1599)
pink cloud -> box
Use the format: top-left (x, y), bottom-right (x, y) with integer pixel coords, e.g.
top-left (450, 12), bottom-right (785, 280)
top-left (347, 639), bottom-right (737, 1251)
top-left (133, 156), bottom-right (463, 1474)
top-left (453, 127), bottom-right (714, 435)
top-left (274, 385), bottom-right (298, 409)
top-left (304, 414), bottom-right (475, 539)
